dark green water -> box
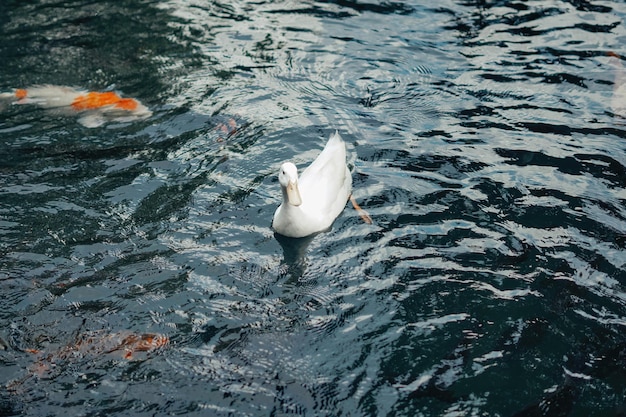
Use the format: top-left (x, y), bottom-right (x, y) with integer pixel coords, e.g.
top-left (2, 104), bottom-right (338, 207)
top-left (1, 1), bottom-right (625, 416)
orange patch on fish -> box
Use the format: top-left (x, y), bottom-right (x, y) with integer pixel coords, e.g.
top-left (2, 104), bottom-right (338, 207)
top-left (119, 333), bottom-right (170, 355)
top-left (115, 97), bottom-right (140, 111)
top-left (15, 89), bottom-right (28, 100)
top-left (71, 91), bottom-right (139, 111)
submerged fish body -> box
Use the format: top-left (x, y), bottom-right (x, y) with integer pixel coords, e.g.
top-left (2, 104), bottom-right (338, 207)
top-left (5, 330), bottom-right (168, 397)
top-left (22, 331), bottom-right (169, 379)
top-left (0, 85), bottom-right (152, 127)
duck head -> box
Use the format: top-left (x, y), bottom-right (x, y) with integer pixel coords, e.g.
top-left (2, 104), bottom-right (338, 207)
top-left (278, 162), bottom-right (302, 206)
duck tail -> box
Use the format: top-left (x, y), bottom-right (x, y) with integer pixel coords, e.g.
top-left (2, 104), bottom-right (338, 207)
top-left (329, 130), bottom-right (343, 144)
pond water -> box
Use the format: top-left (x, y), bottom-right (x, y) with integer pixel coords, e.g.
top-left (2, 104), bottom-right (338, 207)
top-left (1, 0), bottom-right (626, 416)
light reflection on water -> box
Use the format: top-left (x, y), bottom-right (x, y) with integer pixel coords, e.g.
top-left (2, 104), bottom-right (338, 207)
top-left (1, 0), bottom-right (626, 416)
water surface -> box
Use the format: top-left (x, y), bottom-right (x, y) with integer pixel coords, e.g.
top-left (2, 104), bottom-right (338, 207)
top-left (1, 1), bottom-right (625, 416)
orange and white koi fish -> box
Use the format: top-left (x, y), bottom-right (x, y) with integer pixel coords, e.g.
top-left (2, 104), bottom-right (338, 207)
top-left (0, 85), bottom-right (152, 127)
top-left (6, 331), bottom-right (168, 393)
top-left (21, 331), bottom-right (169, 378)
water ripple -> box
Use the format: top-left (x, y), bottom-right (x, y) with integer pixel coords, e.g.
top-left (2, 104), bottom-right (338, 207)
top-left (2, 0), bottom-right (626, 416)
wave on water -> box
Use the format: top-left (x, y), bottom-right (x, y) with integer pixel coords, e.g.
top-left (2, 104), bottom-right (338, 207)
top-left (1, 1), bottom-right (625, 416)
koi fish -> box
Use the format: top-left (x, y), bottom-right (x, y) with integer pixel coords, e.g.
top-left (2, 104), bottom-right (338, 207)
top-left (20, 331), bottom-right (169, 379)
top-left (5, 330), bottom-right (168, 399)
top-left (0, 85), bottom-right (152, 127)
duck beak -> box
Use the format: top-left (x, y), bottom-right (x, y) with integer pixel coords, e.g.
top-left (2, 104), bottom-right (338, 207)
top-left (286, 180), bottom-right (302, 206)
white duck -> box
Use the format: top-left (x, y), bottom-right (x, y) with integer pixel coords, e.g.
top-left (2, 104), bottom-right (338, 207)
top-left (272, 131), bottom-right (352, 238)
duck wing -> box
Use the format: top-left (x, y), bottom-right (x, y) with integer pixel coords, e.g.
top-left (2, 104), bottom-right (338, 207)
top-left (299, 131), bottom-right (351, 210)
